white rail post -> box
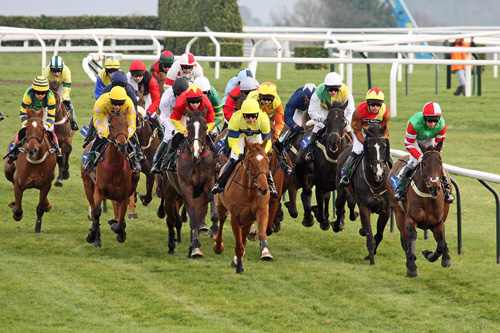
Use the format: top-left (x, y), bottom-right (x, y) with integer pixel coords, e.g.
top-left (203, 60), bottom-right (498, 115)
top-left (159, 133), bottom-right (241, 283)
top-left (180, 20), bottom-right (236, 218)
top-left (270, 37), bottom-right (282, 80)
top-left (185, 36), bottom-right (199, 54)
top-left (347, 50), bottom-right (353, 91)
top-left (34, 33), bottom-right (46, 73)
top-left (204, 27), bottom-right (220, 80)
top-left (494, 52), bottom-right (498, 78)
top-left (54, 35), bottom-right (63, 56)
top-left (149, 35), bottom-right (162, 56)
top-left (390, 62), bottom-right (399, 117)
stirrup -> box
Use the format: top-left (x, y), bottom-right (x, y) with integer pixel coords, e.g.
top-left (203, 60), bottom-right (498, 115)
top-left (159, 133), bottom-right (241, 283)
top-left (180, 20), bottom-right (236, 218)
top-left (211, 184), bottom-right (224, 194)
top-left (305, 151), bottom-right (314, 163)
top-left (340, 174), bottom-right (349, 186)
top-left (394, 190), bottom-right (406, 201)
top-left (444, 191), bottom-right (455, 204)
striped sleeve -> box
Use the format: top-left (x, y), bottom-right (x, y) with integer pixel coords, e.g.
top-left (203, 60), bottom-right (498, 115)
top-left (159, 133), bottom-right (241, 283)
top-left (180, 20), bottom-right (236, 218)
top-left (45, 94), bottom-right (57, 128)
top-left (404, 122), bottom-right (421, 160)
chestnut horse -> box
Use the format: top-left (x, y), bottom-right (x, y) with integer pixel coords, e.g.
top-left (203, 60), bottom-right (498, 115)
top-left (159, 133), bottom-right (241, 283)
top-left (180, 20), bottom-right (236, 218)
top-left (49, 81), bottom-right (75, 187)
top-left (387, 141), bottom-right (452, 277)
top-left (81, 108), bottom-right (140, 247)
top-left (4, 107), bottom-right (57, 232)
top-left (334, 125), bottom-right (391, 264)
top-left (213, 139), bottom-right (273, 274)
top-left (166, 109), bottom-right (215, 258)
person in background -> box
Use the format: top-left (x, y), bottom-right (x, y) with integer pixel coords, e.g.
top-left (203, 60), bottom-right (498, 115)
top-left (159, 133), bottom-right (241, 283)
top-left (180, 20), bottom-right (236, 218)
top-left (339, 88), bottom-right (390, 186)
top-left (193, 76), bottom-right (223, 133)
top-left (222, 68), bottom-right (258, 106)
top-left (94, 57), bottom-right (120, 100)
top-left (393, 101), bottom-right (454, 203)
top-left (43, 55), bottom-right (78, 130)
top-left (281, 83), bottom-right (316, 146)
top-left (451, 37), bottom-right (475, 96)
top-left (164, 52), bottom-right (204, 89)
top-left (150, 50), bottom-right (175, 95)
top-left (223, 76), bottom-right (259, 122)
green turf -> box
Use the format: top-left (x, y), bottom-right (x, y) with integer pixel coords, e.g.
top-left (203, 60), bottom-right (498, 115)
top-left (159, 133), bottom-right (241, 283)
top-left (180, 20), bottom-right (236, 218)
top-left (0, 52), bottom-right (499, 332)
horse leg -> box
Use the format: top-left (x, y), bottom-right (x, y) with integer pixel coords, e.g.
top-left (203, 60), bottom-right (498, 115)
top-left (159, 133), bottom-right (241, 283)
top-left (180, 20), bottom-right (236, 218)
top-left (112, 199), bottom-right (128, 243)
top-left (284, 182), bottom-right (299, 218)
top-left (272, 203), bottom-right (283, 233)
top-left (55, 164), bottom-right (64, 187)
top-left (358, 206), bottom-right (375, 264)
top-left (267, 197), bottom-right (280, 236)
top-left (11, 182), bottom-right (24, 221)
top-left (373, 209), bottom-right (390, 256)
top-left (166, 210), bottom-right (177, 254)
top-left (348, 195), bottom-right (359, 221)
top-left (183, 193), bottom-right (203, 258)
top-left (213, 195), bottom-right (226, 254)
top-left (256, 208), bottom-right (273, 260)
top-left (34, 184), bottom-right (52, 233)
top-left (324, 191), bottom-right (331, 221)
top-left (195, 195), bottom-right (209, 236)
top-left (300, 187), bottom-right (314, 227)
top-left (422, 222), bottom-right (452, 267)
top-left (247, 224), bottom-right (258, 241)
top-left (157, 195), bottom-right (166, 218)
top-left (175, 202), bottom-right (182, 243)
top-left (208, 192), bottom-right (219, 238)
top-left (62, 143), bottom-right (72, 180)
top-left (405, 220), bottom-right (419, 277)
top-left (315, 188), bottom-right (330, 231)
top-left (139, 173), bottom-right (154, 206)
top-left (230, 215), bottom-right (244, 274)
top-left (87, 195), bottom-right (103, 248)
top-left (333, 187), bottom-right (347, 232)
top-left (127, 192), bottom-right (138, 220)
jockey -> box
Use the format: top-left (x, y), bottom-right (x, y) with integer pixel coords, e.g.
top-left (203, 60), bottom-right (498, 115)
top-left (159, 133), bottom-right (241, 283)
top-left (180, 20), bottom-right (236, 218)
top-left (150, 50), bottom-right (175, 81)
top-left (193, 76), bottom-right (223, 132)
top-left (5, 76), bottom-right (62, 166)
top-left (83, 71), bottom-right (137, 148)
top-left (42, 55), bottom-right (78, 130)
top-left (302, 72), bottom-right (355, 163)
top-left (222, 68), bottom-right (258, 105)
top-left (83, 86), bottom-right (143, 173)
top-left (394, 101), bottom-right (454, 203)
top-left (128, 60), bottom-right (164, 140)
top-left (339, 88), bottom-right (390, 186)
top-left (211, 99), bottom-right (278, 198)
top-left (281, 83), bottom-right (316, 148)
top-left (94, 57), bottom-right (120, 100)
top-left (247, 82), bottom-right (284, 138)
top-left (164, 52), bottom-right (204, 90)
top-left (151, 77), bottom-right (190, 174)
top-left (223, 76), bottom-right (259, 122)
top-left (166, 84), bottom-right (215, 171)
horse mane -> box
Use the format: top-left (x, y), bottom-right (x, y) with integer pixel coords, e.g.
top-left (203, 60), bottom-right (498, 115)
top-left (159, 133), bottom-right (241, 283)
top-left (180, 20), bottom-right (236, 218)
top-left (364, 124), bottom-right (385, 138)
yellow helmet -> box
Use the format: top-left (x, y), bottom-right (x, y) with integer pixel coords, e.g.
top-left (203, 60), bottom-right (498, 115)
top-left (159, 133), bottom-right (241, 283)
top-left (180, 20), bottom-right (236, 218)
top-left (240, 99), bottom-right (260, 115)
top-left (110, 86), bottom-right (127, 104)
top-left (258, 82), bottom-right (277, 96)
top-left (32, 76), bottom-right (49, 92)
top-left (366, 88), bottom-right (385, 102)
top-left (104, 57), bottom-right (120, 70)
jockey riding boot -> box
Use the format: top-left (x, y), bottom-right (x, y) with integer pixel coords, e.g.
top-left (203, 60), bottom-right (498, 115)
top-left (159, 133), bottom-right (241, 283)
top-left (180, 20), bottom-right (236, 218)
top-left (165, 132), bottom-right (184, 172)
top-left (394, 163), bottom-right (416, 201)
top-left (5, 128), bottom-right (27, 164)
top-left (130, 133), bottom-right (145, 164)
top-left (340, 153), bottom-right (358, 187)
top-left (0, 111), bottom-right (4, 121)
top-left (211, 157), bottom-right (238, 194)
top-left (63, 100), bottom-right (79, 130)
top-left (151, 140), bottom-right (168, 174)
top-left (83, 136), bottom-right (104, 172)
top-left (305, 131), bottom-right (319, 163)
top-left (266, 171), bottom-right (279, 199)
top-left (82, 117), bottom-right (96, 148)
top-left (275, 141), bottom-right (292, 176)
top-left (47, 130), bottom-right (63, 167)
top-left (441, 174), bottom-right (455, 204)
top-left (150, 114), bottom-right (164, 141)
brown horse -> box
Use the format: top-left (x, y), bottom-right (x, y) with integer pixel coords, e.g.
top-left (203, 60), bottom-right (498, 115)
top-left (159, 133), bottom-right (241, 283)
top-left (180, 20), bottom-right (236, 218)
top-left (4, 107), bottom-right (57, 232)
top-left (213, 138), bottom-right (273, 274)
top-left (334, 125), bottom-right (391, 264)
top-left (387, 141), bottom-right (452, 277)
top-left (49, 81), bottom-right (75, 187)
top-left (81, 108), bottom-right (140, 247)
top-left (166, 109), bottom-right (215, 257)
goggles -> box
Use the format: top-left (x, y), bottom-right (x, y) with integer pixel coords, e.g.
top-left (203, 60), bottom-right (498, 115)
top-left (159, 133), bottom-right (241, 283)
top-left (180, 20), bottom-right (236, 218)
top-left (110, 100), bottom-right (125, 107)
top-left (181, 65), bottom-right (194, 70)
top-left (243, 113), bottom-right (258, 119)
top-left (368, 102), bottom-right (382, 107)
top-left (326, 86), bottom-right (340, 93)
top-left (51, 68), bottom-right (62, 73)
top-left (34, 90), bottom-right (47, 96)
top-left (425, 117), bottom-right (440, 123)
top-left (187, 97), bottom-right (203, 104)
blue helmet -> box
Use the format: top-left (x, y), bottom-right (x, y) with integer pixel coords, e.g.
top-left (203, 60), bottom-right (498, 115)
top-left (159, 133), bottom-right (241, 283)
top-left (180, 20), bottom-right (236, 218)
top-left (111, 71), bottom-right (128, 87)
top-left (237, 68), bottom-right (253, 83)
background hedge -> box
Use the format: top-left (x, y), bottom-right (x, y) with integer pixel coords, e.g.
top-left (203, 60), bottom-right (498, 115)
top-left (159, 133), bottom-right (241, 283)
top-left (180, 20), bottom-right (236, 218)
top-left (294, 46), bottom-right (329, 70)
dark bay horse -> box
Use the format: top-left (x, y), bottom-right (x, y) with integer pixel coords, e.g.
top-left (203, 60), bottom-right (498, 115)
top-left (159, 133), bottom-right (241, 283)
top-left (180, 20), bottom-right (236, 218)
top-left (4, 107), bottom-right (57, 232)
top-left (387, 140), bottom-right (452, 277)
top-left (166, 109), bottom-right (215, 258)
top-left (334, 125), bottom-right (391, 264)
top-left (295, 100), bottom-right (348, 230)
top-left (49, 81), bottom-right (75, 187)
top-left (81, 108), bottom-right (140, 247)
top-left (214, 139), bottom-right (273, 274)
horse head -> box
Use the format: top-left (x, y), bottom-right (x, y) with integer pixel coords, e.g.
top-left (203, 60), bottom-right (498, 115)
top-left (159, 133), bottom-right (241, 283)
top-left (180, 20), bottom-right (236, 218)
top-left (363, 125), bottom-right (390, 183)
top-left (418, 140), bottom-right (444, 198)
top-left (24, 107), bottom-right (46, 157)
top-left (243, 137), bottom-right (270, 197)
top-left (106, 107), bottom-right (129, 155)
top-left (185, 107), bottom-right (208, 163)
top-left (324, 100), bottom-right (347, 154)
top-left (136, 86), bottom-right (146, 109)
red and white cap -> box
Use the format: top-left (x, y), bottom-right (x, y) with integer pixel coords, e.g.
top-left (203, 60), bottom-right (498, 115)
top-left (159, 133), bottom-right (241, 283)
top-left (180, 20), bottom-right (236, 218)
top-left (422, 101), bottom-right (442, 117)
top-left (180, 52), bottom-right (196, 66)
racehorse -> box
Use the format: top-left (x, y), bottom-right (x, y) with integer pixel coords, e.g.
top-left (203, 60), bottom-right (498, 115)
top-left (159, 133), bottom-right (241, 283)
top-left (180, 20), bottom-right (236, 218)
top-left (387, 140), bottom-right (452, 277)
top-left (166, 109), bottom-right (215, 258)
top-left (213, 138), bottom-right (273, 274)
top-left (4, 107), bottom-right (57, 232)
top-left (49, 81), bottom-right (74, 187)
top-left (81, 108), bottom-right (140, 247)
top-left (334, 125), bottom-right (391, 264)
top-left (294, 100), bottom-right (348, 230)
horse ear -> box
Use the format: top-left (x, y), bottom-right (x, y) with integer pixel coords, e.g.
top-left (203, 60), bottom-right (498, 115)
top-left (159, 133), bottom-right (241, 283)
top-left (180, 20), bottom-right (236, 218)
top-left (325, 99), bottom-right (332, 110)
top-left (341, 100), bottom-right (348, 111)
top-left (436, 140), bottom-right (444, 152)
top-left (122, 107), bottom-right (129, 116)
top-left (105, 107), bottom-right (113, 118)
top-left (185, 106), bottom-right (192, 117)
top-left (418, 140), bottom-right (427, 153)
top-left (202, 106), bottom-right (208, 118)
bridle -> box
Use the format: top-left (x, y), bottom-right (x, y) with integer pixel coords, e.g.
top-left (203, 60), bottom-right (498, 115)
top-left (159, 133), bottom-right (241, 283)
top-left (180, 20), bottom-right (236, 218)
top-left (244, 148), bottom-right (268, 187)
top-left (419, 150), bottom-right (442, 194)
top-left (107, 114), bottom-right (129, 147)
top-left (24, 117), bottom-right (46, 153)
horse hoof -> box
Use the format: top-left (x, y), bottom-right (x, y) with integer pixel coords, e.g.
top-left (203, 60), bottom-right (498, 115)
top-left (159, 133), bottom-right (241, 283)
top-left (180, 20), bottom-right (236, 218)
top-left (260, 247), bottom-right (273, 261)
top-left (62, 169), bottom-right (70, 180)
top-left (157, 207), bottom-right (166, 219)
top-left (266, 228), bottom-right (273, 236)
top-left (44, 204), bottom-right (52, 212)
top-left (34, 221), bottom-right (42, 233)
top-left (359, 228), bottom-right (366, 237)
top-left (168, 248), bottom-right (175, 254)
top-left (350, 211), bottom-right (359, 221)
top-left (320, 221), bottom-right (330, 231)
top-left (441, 258), bottom-right (453, 268)
top-left (422, 250), bottom-right (439, 262)
top-left (128, 213), bottom-right (138, 220)
top-left (213, 242), bottom-right (224, 255)
top-left (139, 194), bottom-right (151, 206)
top-left (273, 222), bottom-right (281, 233)
top-left (54, 179), bottom-right (63, 187)
top-left (190, 247), bottom-right (203, 258)
top-left (231, 256), bottom-right (237, 268)
top-left (331, 220), bottom-right (344, 233)
top-left (209, 227), bottom-right (219, 239)
top-left (406, 268), bottom-right (419, 278)
top-left (8, 202), bottom-right (15, 209)
top-left (247, 231), bottom-right (258, 241)
top-left (116, 232), bottom-right (127, 243)
top-left (108, 220), bottom-right (118, 231)
top-left (199, 224), bottom-right (209, 236)
top-left (13, 211), bottom-right (23, 222)
top-left (285, 202), bottom-right (299, 218)
top-left (86, 233), bottom-right (95, 243)
top-left (93, 240), bottom-right (102, 248)
top-left (301, 219), bottom-right (314, 228)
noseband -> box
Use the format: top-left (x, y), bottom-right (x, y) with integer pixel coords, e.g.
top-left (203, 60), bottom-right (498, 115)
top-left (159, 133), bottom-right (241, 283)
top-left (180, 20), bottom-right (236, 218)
top-left (244, 148), bottom-right (268, 187)
top-left (420, 150), bottom-right (442, 193)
